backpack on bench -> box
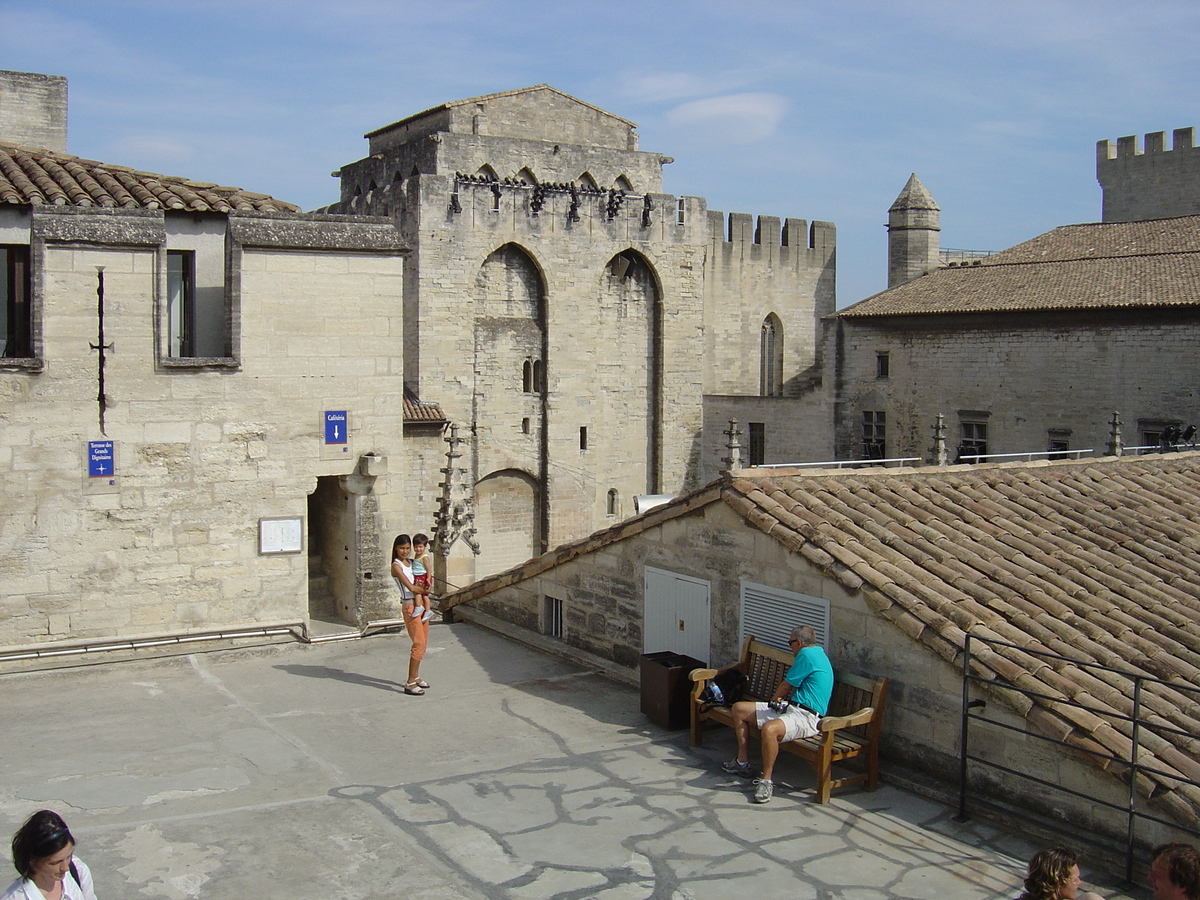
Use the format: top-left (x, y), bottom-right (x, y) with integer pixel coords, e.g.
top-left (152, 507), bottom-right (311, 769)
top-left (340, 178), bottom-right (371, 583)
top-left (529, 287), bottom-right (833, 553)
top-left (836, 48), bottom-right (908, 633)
top-left (699, 668), bottom-right (747, 711)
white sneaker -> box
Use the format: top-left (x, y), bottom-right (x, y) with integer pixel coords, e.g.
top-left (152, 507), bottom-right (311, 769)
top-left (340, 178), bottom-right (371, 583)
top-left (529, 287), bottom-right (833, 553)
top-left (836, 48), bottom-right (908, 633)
top-left (410, 606), bottom-right (425, 619)
top-left (421, 607), bottom-right (435, 622)
top-left (753, 779), bottom-right (774, 803)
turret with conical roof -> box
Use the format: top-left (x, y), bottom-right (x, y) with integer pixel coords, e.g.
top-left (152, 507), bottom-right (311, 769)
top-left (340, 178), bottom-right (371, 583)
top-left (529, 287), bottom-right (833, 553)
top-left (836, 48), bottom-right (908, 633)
top-left (887, 174), bottom-right (940, 288)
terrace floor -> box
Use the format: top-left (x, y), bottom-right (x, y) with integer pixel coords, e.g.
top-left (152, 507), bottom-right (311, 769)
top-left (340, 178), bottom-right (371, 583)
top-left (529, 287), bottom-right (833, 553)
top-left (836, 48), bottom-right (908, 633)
top-left (0, 622), bottom-right (1147, 899)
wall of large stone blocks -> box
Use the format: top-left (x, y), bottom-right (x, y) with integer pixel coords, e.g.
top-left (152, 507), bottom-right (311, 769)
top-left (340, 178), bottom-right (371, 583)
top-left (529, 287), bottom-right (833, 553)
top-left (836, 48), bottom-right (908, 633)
top-left (702, 214), bottom-right (836, 398)
top-left (465, 499), bottom-right (1189, 843)
top-left (833, 312), bottom-right (1200, 461)
top-left (0, 215), bottom-right (409, 647)
top-left (1098, 128), bottom-right (1200, 222)
top-left (0, 70), bottom-right (67, 152)
top-left (700, 393), bottom-right (833, 480)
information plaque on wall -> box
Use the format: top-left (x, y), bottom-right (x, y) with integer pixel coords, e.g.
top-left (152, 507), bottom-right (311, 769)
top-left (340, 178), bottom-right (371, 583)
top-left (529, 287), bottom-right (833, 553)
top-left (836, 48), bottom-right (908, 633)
top-left (82, 440), bottom-right (120, 495)
top-left (320, 410), bottom-right (351, 459)
top-left (259, 516), bottom-right (303, 555)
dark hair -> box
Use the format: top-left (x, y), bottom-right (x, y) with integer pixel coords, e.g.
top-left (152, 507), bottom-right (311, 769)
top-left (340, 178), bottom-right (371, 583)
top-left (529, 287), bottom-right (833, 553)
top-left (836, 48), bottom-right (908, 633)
top-left (1019, 847), bottom-right (1077, 900)
top-left (11, 810), bottom-right (74, 879)
top-left (392, 534), bottom-right (411, 558)
top-left (1154, 843), bottom-right (1200, 900)
top-left (413, 532), bottom-right (430, 546)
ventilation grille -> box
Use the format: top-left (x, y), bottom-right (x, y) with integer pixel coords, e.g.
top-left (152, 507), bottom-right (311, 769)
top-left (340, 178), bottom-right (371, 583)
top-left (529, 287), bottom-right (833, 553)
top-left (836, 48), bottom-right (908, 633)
top-left (740, 581), bottom-right (830, 651)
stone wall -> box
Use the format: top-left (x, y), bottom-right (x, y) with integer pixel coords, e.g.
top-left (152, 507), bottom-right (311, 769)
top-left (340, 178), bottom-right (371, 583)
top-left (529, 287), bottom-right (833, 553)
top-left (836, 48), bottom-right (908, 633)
top-left (0, 70), bottom-right (67, 152)
top-left (832, 310), bottom-right (1200, 461)
top-left (0, 207), bottom-right (409, 646)
top-left (1098, 127), bottom-right (1200, 222)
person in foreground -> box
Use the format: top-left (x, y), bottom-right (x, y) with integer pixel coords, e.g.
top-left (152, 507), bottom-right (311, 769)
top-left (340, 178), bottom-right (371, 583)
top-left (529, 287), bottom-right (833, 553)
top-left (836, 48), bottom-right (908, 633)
top-left (1017, 847), bottom-right (1104, 900)
top-left (3, 810), bottom-right (97, 900)
top-left (1151, 843), bottom-right (1200, 900)
top-left (722, 625), bottom-right (833, 804)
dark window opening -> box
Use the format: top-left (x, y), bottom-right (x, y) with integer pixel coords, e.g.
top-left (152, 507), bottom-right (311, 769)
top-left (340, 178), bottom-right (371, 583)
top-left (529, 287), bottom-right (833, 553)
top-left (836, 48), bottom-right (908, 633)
top-left (677, 199), bottom-right (686, 225)
top-left (533, 359), bottom-right (543, 392)
top-left (523, 359), bottom-right (532, 393)
top-left (606, 489), bottom-right (618, 516)
top-left (167, 249), bottom-right (196, 358)
top-left (876, 352), bottom-right (890, 379)
top-left (544, 595), bottom-right (564, 638)
top-left (1048, 438), bottom-right (1069, 460)
top-left (760, 316), bottom-right (782, 397)
top-left (609, 250), bottom-right (639, 282)
top-left (957, 421), bottom-right (988, 464)
top-left (748, 422), bottom-right (766, 466)
top-left (579, 426), bottom-right (588, 451)
top-left (1, 244), bottom-right (31, 358)
top-left (863, 411), bottom-right (885, 459)
top-left (521, 417), bottom-right (530, 434)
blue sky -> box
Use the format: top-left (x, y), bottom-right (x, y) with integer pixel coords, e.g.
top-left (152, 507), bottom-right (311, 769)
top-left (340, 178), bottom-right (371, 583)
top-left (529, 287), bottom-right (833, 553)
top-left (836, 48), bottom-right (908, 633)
top-left (2, 0), bottom-right (1198, 306)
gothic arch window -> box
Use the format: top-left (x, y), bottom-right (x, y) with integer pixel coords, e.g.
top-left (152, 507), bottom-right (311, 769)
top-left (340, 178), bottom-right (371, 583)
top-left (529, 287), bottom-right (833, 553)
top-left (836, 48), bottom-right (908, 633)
top-left (760, 314), bottom-right (783, 397)
top-left (523, 359), bottom-right (533, 393)
top-left (613, 175), bottom-right (633, 191)
top-left (532, 359), bottom-right (543, 392)
top-left (515, 167), bottom-right (537, 185)
top-left (393, 170), bottom-right (404, 183)
top-left (476, 164), bottom-right (498, 181)
top-left (579, 172), bottom-right (599, 190)
top-left (607, 489), bottom-right (619, 517)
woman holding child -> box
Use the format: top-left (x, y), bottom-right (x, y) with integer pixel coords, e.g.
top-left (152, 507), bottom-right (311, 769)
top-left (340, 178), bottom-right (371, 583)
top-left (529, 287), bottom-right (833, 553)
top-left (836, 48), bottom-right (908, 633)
top-left (391, 533), bottom-right (433, 695)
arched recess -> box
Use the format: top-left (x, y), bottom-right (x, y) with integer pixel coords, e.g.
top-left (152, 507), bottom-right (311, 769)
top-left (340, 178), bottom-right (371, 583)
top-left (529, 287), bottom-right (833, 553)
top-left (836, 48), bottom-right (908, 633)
top-left (515, 167), bottom-right (538, 185)
top-left (472, 244), bottom-right (548, 560)
top-left (578, 172), bottom-right (599, 190)
top-left (613, 175), bottom-right (633, 191)
top-left (476, 164), bottom-right (499, 181)
top-left (760, 313), bottom-right (783, 397)
top-left (474, 469), bottom-right (543, 578)
top-left (599, 248), bottom-right (662, 491)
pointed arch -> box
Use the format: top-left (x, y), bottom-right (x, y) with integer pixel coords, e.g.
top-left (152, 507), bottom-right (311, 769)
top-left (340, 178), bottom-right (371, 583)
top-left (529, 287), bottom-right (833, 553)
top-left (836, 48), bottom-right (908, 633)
top-left (514, 167), bottom-right (538, 185)
top-left (476, 164), bottom-right (499, 181)
top-left (760, 313), bottom-right (783, 397)
top-left (613, 175), bottom-right (633, 191)
top-left (578, 172), bottom-right (599, 190)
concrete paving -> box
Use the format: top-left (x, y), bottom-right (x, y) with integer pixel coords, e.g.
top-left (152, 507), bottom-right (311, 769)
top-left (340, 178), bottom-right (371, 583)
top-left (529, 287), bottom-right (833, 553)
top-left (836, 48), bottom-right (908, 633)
top-left (0, 622), bottom-right (1147, 899)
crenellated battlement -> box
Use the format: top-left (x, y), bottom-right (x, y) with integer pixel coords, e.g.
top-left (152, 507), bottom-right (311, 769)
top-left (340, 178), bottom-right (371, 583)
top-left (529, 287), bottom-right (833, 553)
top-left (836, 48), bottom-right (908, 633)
top-left (1097, 126), bottom-right (1200, 222)
top-left (707, 210), bottom-right (834, 251)
top-left (1097, 127), bottom-right (1196, 161)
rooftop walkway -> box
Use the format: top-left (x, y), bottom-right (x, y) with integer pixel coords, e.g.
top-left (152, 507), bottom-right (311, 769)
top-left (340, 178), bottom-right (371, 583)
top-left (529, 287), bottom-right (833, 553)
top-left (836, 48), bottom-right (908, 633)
top-left (0, 623), bottom-right (1146, 899)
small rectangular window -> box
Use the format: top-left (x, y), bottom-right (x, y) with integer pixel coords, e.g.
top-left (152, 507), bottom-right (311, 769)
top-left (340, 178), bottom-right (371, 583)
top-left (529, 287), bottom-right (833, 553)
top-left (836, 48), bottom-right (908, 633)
top-left (862, 411), bottom-right (885, 459)
top-left (1, 244), bottom-right (32, 358)
top-left (544, 595), bottom-right (564, 638)
top-left (677, 198), bottom-right (686, 225)
top-left (580, 426), bottom-right (588, 450)
top-left (167, 249), bottom-right (195, 358)
top-left (958, 421), bottom-right (988, 463)
top-left (876, 352), bottom-right (889, 379)
top-left (748, 422), bottom-right (765, 466)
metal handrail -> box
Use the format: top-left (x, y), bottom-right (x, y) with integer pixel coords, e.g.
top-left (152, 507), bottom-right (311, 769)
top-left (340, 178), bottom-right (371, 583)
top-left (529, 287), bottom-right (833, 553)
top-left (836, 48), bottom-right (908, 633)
top-left (955, 448), bottom-right (1094, 463)
top-left (957, 633), bottom-right (1200, 883)
top-left (750, 457), bottom-right (921, 470)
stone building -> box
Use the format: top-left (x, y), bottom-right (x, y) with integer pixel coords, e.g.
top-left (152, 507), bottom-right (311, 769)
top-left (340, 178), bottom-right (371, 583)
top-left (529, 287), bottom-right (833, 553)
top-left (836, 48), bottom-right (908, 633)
top-left (0, 70), bottom-right (411, 648)
top-left (830, 135), bottom-right (1200, 464)
top-left (319, 85), bottom-right (836, 585)
top-left (442, 453), bottom-right (1200, 842)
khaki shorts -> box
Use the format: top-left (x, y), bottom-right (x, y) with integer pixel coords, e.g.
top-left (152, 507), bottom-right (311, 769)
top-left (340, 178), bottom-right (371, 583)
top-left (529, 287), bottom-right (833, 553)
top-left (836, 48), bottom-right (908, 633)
top-left (755, 702), bottom-right (820, 742)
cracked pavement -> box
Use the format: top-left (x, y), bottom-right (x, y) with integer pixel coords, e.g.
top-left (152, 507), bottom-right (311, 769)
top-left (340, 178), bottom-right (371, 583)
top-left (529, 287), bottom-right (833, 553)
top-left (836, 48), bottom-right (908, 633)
top-left (0, 622), bottom-right (1142, 899)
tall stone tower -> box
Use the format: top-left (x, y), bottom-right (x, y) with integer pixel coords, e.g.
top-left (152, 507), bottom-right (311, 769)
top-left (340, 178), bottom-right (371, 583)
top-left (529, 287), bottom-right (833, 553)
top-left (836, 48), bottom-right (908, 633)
top-left (1097, 127), bottom-right (1200, 222)
top-left (887, 174), bottom-right (940, 288)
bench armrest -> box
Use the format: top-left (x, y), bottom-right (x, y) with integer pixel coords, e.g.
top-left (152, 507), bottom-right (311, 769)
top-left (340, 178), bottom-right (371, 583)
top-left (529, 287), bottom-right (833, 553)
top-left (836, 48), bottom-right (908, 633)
top-left (819, 706), bottom-right (875, 731)
top-left (689, 668), bottom-right (718, 683)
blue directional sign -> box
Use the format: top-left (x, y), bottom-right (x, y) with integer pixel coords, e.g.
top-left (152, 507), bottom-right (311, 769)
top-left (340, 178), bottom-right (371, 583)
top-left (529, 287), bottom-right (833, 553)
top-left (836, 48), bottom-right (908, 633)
top-left (324, 411), bottom-right (348, 445)
top-left (88, 441), bottom-right (115, 477)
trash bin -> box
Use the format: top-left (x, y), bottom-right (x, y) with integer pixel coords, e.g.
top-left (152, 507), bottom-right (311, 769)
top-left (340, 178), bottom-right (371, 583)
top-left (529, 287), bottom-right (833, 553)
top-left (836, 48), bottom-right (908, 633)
top-left (639, 651), bottom-right (706, 730)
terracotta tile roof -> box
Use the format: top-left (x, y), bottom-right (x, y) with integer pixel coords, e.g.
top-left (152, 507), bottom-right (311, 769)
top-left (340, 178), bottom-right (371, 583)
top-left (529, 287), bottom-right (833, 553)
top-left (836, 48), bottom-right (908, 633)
top-left (403, 389), bottom-right (447, 424)
top-left (841, 215), bottom-right (1200, 317)
top-left (722, 454), bottom-right (1200, 824)
top-left (0, 141), bottom-right (300, 213)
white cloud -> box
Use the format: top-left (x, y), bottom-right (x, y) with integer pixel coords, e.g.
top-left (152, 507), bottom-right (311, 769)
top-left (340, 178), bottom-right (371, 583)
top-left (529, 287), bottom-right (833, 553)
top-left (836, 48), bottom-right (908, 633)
top-left (666, 93), bottom-right (788, 143)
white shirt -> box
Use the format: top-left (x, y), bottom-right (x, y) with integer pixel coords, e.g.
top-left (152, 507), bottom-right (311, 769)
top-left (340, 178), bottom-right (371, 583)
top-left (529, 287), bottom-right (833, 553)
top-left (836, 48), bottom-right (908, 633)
top-left (1, 858), bottom-right (96, 900)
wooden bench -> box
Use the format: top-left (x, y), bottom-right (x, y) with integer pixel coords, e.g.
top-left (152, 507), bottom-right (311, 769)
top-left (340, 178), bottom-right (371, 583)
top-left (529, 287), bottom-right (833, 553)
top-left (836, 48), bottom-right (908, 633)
top-left (689, 636), bottom-right (888, 803)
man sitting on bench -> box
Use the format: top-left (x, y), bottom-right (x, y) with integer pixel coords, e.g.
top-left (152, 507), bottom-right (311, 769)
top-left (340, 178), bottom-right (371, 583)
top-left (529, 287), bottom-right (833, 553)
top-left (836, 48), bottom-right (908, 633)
top-left (722, 625), bottom-right (834, 804)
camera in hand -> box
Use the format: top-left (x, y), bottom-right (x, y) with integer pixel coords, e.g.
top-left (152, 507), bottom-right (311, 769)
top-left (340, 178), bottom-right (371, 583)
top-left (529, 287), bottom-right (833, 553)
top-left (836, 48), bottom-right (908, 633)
top-left (768, 698), bottom-right (790, 713)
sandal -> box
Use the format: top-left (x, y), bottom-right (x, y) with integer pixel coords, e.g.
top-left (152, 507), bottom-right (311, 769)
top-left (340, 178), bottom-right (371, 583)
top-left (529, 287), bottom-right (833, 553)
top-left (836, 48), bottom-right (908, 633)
top-left (414, 678), bottom-right (430, 689)
top-left (404, 681), bottom-right (426, 695)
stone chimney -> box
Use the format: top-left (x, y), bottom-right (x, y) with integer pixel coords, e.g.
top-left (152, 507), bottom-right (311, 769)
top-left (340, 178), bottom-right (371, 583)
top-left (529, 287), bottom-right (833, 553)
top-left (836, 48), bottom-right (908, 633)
top-left (0, 70), bottom-right (68, 152)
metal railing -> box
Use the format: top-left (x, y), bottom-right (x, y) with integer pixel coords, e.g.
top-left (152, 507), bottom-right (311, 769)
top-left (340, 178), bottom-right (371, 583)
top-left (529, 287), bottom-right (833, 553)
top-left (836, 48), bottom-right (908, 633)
top-left (954, 448), bottom-right (1094, 464)
top-left (750, 457), bottom-right (921, 470)
top-left (958, 634), bottom-right (1200, 882)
